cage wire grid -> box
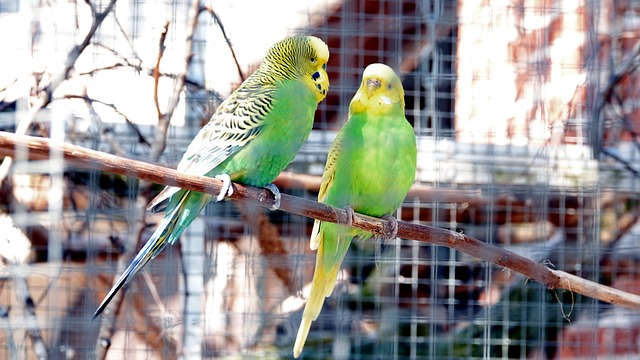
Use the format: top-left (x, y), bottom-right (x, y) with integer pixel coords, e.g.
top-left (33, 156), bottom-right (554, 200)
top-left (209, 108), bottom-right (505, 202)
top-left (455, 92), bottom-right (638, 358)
top-left (1, 0), bottom-right (640, 359)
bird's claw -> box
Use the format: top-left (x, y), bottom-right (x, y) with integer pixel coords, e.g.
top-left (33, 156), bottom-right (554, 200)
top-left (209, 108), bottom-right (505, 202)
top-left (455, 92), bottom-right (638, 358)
top-left (265, 184), bottom-right (281, 210)
top-left (343, 205), bottom-right (356, 227)
top-left (382, 214), bottom-right (398, 240)
top-left (214, 174), bottom-right (234, 201)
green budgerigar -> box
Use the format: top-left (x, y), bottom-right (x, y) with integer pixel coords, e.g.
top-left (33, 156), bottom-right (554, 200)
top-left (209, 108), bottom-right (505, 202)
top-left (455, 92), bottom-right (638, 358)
top-left (293, 63), bottom-right (417, 358)
top-left (93, 35), bottom-right (330, 319)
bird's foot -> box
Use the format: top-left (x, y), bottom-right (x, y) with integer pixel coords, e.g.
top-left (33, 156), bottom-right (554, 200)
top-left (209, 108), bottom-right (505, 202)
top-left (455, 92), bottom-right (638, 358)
top-left (343, 205), bottom-right (356, 227)
top-left (264, 184), bottom-right (281, 210)
top-left (214, 174), bottom-right (234, 201)
top-left (382, 214), bottom-right (398, 240)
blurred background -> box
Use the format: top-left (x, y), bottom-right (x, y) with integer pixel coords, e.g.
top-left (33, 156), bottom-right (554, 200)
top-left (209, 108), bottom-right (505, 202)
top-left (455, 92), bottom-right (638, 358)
top-left (1, 0), bottom-right (640, 358)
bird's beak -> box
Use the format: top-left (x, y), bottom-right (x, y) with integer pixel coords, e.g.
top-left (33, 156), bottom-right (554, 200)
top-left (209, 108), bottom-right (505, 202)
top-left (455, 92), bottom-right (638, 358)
top-left (366, 78), bottom-right (382, 96)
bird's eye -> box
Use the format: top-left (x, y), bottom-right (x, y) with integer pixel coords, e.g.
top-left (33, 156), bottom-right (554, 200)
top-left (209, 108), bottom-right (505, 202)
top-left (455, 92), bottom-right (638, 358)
top-left (322, 63), bottom-right (327, 70)
top-left (387, 84), bottom-right (393, 90)
top-left (310, 57), bottom-right (316, 63)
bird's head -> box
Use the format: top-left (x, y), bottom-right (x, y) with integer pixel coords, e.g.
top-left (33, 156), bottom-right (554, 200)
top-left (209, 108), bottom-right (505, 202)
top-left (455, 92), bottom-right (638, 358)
top-left (349, 63), bottom-right (405, 115)
top-left (264, 35), bottom-right (330, 103)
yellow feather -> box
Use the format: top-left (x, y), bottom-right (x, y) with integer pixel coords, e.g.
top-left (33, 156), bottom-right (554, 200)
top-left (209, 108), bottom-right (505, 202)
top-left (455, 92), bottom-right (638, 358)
top-left (294, 228), bottom-right (345, 358)
top-left (295, 63), bottom-right (414, 358)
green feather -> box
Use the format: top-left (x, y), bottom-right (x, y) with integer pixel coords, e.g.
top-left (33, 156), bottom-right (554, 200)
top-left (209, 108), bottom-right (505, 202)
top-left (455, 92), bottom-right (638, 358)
top-left (93, 35), bottom-right (330, 319)
top-left (294, 63), bottom-right (417, 358)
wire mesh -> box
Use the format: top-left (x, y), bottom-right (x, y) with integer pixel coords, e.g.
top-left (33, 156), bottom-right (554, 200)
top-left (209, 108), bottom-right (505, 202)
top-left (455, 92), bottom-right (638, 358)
top-left (1, 0), bottom-right (640, 359)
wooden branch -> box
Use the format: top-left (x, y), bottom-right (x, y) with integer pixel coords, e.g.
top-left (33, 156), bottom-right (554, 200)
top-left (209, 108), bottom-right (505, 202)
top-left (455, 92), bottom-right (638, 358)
top-left (1, 131), bottom-right (640, 310)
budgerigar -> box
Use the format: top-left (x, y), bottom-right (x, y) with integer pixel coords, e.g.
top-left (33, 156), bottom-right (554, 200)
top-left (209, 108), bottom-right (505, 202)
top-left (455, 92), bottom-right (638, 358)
top-left (93, 35), bottom-right (330, 319)
top-left (293, 63), bottom-right (416, 358)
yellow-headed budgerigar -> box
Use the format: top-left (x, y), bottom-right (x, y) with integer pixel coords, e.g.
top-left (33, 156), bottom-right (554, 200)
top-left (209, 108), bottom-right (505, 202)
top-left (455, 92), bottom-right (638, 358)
top-left (93, 35), bottom-right (330, 319)
top-left (293, 63), bottom-right (416, 357)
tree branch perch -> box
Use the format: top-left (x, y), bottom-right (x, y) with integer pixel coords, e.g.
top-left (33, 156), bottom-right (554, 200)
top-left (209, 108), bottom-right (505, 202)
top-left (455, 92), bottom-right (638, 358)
top-left (1, 131), bottom-right (640, 310)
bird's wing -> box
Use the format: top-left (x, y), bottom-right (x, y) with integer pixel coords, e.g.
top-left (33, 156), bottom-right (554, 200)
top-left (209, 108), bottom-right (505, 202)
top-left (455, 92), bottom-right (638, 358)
top-left (148, 82), bottom-right (276, 211)
top-left (318, 123), bottom-right (348, 202)
top-left (178, 82), bottom-right (275, 175)
top-left (309, 125), bottom-right (345, 250)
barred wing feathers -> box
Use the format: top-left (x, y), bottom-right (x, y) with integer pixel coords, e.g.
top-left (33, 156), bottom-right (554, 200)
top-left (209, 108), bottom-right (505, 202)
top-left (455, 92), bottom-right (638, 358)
top-left (148, 82), bottom-right (276, 211)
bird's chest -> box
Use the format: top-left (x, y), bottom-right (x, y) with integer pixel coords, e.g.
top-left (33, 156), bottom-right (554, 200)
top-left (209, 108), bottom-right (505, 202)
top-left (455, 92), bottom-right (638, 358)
top-left (351, 146), bottom-right (401, 204)
top-left (227, 91), bottom-right (316, 185)
top-left (329, 127), bottom-right (406, 216)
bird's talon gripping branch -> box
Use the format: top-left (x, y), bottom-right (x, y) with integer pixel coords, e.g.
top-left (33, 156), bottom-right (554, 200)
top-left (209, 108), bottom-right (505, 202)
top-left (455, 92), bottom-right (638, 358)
top-left (343, 205), bottom-right (356, 227)
top-left (214, 174), bottom-right (233, 201)
top-left (382, 214), bottom-right (398, 240)
top-left (265, 183), bottom-right (281, 210)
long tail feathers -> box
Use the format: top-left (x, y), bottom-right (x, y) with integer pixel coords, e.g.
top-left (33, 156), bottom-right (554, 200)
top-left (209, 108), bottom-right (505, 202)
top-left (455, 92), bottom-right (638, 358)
top-left (293, 227), bottom-right (352, 358)
top-left (93, 190), bottom-right (206, 319)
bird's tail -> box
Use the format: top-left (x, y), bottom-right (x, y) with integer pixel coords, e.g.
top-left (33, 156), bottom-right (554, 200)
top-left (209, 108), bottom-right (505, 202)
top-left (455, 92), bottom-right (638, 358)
top-left (293, 223), bottom-right (353, 358)
top-left (93, 190), bottom-right (209, 319)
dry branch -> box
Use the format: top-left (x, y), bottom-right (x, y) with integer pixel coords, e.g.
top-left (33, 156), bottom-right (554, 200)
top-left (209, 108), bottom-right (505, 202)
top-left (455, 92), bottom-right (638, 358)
top-left (202, 5), bottom-right (246, 81)
top-left (153, 21), bottom-right (170, 120)
top-left (13, 268), bottom-right (48, 359)
top-left (0, 306), bottom-right (18, 360)
top-left (89, 3), bottom-right (201, 357)
top-left (2, 131), bottom-right (640, 310)
top-left (92, 1), bottom-right (203, 356)
top-left (0, 2), bottom-right (118, 358)
top-left (0, 0), bottom-right (118, 186)
top-left (591, 37), bottom-right (640, 159)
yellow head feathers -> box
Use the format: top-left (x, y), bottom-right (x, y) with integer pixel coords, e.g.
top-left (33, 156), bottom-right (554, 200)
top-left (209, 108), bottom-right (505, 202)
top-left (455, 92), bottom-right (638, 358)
top-left (349, 63), bottom-right (405, 115)
top-left (262, 35), bottom-right (330, 103)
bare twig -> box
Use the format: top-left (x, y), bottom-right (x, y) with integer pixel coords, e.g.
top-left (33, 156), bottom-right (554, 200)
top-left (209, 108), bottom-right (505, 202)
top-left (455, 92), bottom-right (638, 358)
top-left (600, 147), bottom-right (640, 177)
top-left (56, 0), bottom-right (119, 106)
top-left (130, 268), bottom-right (179, 357)
top-left (77, 63), bottom-right (224, 104)
top-left (202, 5), bottom-right (245, 81)
top-left (240, 204), bottom-right (295, 292)
top-left (0, 306), bottom-right (18, 360)
top-left (2, 132), bottom-right (640, 310)
top-left (13, 266), bottom-right (48, 359)
top-left (591, 38), bottom-right (640, 158)
top-left (62, 94), bottom-right (150, 147)
top-left (0, 78), bottom-right (19, 95)
top-left (142, 271), bottom-right (169, 318)
top-left (91, 42), bottom-right (141, 70)
top-left (153, 21), bottom-right (170, 120)
top-left (29, 1), bottom-right (126, 357)
top-left (148, 0), bottom-right (200, 160)
top-left (113, 16), bottom-right (144, 70)
top-left (77, 63), bottom-right (129, 76)
top-left (0, 0), bottom-right (118, 187)
top-left (93, 1), bottom-right (201, 357)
